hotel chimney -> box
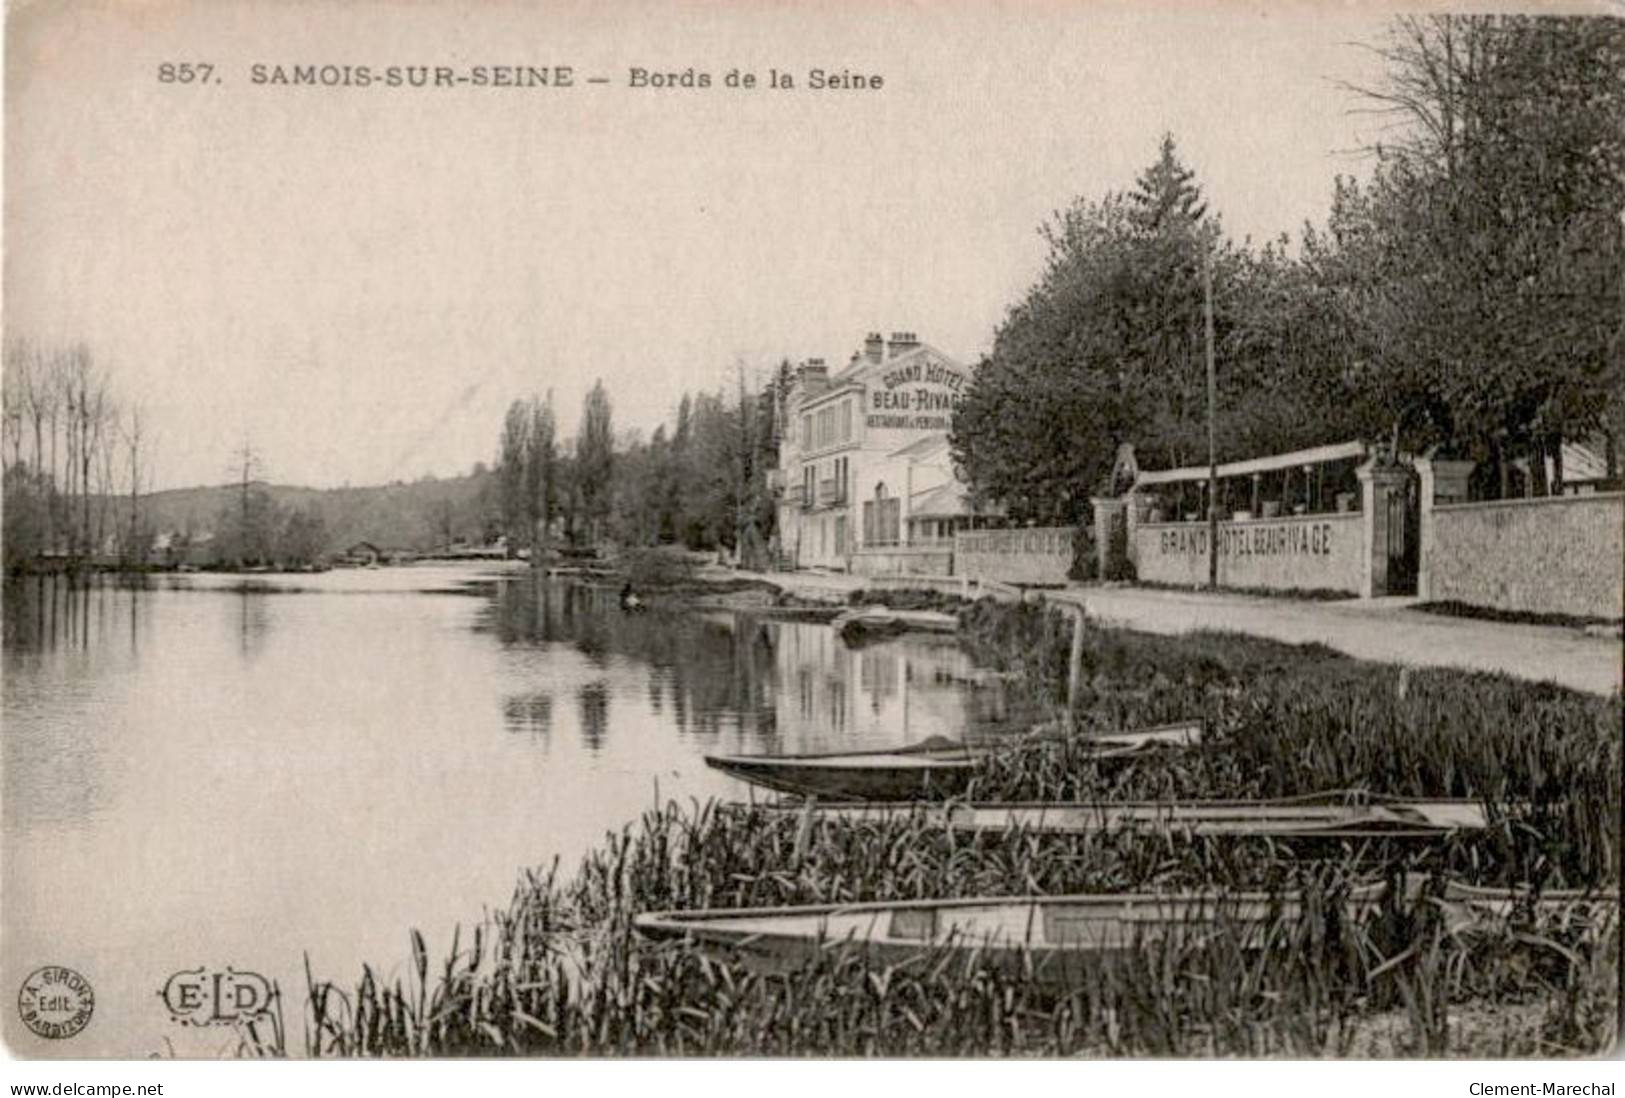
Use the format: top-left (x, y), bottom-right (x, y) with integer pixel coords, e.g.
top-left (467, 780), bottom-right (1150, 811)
top-left (887, 331), bottom-right (920, 357)
top-left (798, 357), bottom-right (829, 397)
top-left (863, 332), bottom-right (885, 365)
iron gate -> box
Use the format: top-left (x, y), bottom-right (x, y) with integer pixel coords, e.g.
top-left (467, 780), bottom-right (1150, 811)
top-left (1384, 469), bottom-right (1420, 596)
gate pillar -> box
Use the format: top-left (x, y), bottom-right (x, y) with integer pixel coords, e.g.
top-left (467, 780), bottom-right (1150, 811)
top-left (1357, 459), bottom-right (1413, 598)
top-left (1090, 497), bottom-right (1127, 580)
top-left (1414, 456), bottom-right (1477, 600)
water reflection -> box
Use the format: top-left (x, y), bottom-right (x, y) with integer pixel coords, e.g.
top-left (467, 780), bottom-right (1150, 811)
top-left (577, 681), bottom-right (609, 750)
top-left (503, 691), bottom-right (555, 738)
top-left (237, 588), bottom-right (272, 660)
top-left (2, 565), bottom-right (1011, 1057)
top-left (482, 578), bottom-right (785, 743)
top-left (480, 575), bottom-right (1010, 755)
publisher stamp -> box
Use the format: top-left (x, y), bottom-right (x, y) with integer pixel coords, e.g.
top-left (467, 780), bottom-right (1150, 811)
top-left (17, 966), bottom-right (94, 1040)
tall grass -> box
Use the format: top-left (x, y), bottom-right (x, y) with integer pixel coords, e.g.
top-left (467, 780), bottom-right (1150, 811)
top-left (291, 601), bottom-right (1620, 1058)
top-left (299, 801), bottom-right (1618, 1057)
top-left (960, 601), bottom-right (1622, 884)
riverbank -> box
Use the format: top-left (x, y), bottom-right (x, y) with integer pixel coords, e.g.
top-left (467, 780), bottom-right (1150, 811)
top-left (619, 557), bottom-right (1625, 696)
top-left (597, 550), bottom-right (976, 624)
top-left (294, 598), bottom-right (1621, 1058)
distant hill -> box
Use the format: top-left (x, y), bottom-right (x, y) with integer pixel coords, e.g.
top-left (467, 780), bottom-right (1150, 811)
top-left (142, 471), bottom-right (499, 553)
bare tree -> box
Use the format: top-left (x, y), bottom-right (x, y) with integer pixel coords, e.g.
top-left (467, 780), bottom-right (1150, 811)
top-left (122, 405), bottom-right (151, 565)
top-left (65, 346), bottom-right (112, 562)
top-left (1, 337), bottom-right (28, 472)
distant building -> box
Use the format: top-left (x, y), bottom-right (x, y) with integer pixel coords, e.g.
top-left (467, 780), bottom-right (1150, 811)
top-left (150, 530), bottom-right (215, 568)
top-left (1548, 438), bottom-right (1619, 495)
top-left (774, 331), bottom-right (1000, 574)
top-left (343, 541), bottom-right (382, 565)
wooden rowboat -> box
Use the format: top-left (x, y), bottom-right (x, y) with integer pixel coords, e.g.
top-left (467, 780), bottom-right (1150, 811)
top-left (704, 721), bottom-right (1202, 801)
top-left (746, 792), bottom-right (1493, 839)
top-left (831, 606), bottom-right (958, 641)
top-left (633, 883), bottom-right (1616, 984)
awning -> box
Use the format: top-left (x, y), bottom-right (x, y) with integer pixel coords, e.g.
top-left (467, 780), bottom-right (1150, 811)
top-left (1562, 440), bottom-right (1608, 482)
top-left (909, 482), bottom-right (1003, 519)
top-left (1133, 441), bottom-right (1367, 489)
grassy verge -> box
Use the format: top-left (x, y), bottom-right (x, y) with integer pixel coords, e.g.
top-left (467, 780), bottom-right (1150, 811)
top-left (1414, 600), bottom-right (1623, 631)
top-left (848, 587), bottom-right (971, 613)
top-left (1126, 579), bottom-right (1358, 601)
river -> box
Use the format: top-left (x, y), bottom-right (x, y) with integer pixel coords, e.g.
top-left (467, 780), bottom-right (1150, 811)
top-left (1, 563), bottom-right (1011, 1056)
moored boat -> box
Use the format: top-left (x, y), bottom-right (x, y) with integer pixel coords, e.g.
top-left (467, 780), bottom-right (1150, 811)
top-left (744, 792), bottom-right (1494, 839)
top-left (703, 721), bottom-right (1203, 801)
top-left (831, 605), bottom-right (958, 641)
top-left (633, 883), bottom-right (1617, 984)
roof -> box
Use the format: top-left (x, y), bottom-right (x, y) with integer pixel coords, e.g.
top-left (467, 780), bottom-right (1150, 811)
top-left (909, 482), bottom-right (1003, 519)
top-left (889, 434), bottom-right (952, 461)
top-left (829, 342), bottom-right (961, 385)
top-left (796, 379), bottom-right (866, 413)
top-left (1135, 441), bottom-right (1368, 488)
top-left (793, 342), bottom-right (971, 417)
top-left (1563, 440), bottom-right (1608, 482)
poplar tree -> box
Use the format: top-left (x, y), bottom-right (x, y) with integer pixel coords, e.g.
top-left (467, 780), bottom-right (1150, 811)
top-left (576, 380), bottom-right (615, 544)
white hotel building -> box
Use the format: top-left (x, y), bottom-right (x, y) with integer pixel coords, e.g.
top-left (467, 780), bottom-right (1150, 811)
top-left (773, 331), bottom-right (999, 575)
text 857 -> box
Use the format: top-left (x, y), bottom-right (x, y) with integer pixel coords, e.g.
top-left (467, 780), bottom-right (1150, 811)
top-left (157, 63), bottom-right (217, 84)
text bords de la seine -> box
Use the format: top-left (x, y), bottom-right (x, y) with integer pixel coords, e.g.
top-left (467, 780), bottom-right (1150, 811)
top-left (1468, 1085), bottom-right (1614, 1096)
top-left (229, 64), bottom-right (882, 90)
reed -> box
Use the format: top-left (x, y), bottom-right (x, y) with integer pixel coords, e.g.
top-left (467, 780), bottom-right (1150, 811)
top-left (292, 603), bottom-right (1620, 1058)
top-left (299, 800), bottom-right (1618, 1057)
top-left (960, 602), bottom-right (1621, 884)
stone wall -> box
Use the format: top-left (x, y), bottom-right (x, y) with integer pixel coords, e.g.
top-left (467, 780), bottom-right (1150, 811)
top-left (953, 527), bottom-right (1073, 585)
top-left (1427, 493), bottom-right (1623, 619)
top-left (857, 573), bottom-right (966, 597)
top-left (849, 547), bottom-right (953, 578)
top-left (1134, 512), bottom-right (1366, 594)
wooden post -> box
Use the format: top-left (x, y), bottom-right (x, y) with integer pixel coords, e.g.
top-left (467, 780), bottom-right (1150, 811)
top-left (1067, 604), bottom-right (1086, 713)
top-left (1203, 248), bottom-right (1218, 590)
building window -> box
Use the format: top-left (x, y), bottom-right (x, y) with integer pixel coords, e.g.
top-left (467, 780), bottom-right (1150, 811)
top-left (815, 406), bottom-right (835, 448)
top-left (840, 401), bottom-right (852, 441)
top-left (835, 515), bottom-right (847, 556)
top-left (802, 415), bottom-right (812, 449)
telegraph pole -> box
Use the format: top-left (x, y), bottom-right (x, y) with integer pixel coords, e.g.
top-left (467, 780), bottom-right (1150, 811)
top-left (230, 440), bottom-right (261, 569)
top-left (1204, 243), bottom-right (1218, 590)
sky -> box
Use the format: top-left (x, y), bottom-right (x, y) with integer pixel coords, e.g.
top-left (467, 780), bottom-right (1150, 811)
top-left (3, 0), bottom-right (1417, 491)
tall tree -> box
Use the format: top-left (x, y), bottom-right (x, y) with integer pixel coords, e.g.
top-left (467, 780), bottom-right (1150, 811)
top-left (279, 505), bottom-right (329, 568)
top-left (1340, 15), bottom-right (1625, 490)
top-left (496, 399), bottom-right (533, 556)
top-left (954, 138), bottom-right (1233, 521)
top-left (576, 380), bottom-right (614, 544)
top-left (1127, 132), bottom-right (1209, 234)
top-left (526, 394), bottom-right (557, 559)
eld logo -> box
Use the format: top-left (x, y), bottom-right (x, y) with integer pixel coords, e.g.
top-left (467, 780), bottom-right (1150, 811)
top-left (160, 967), bottom-right (275, 1026)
